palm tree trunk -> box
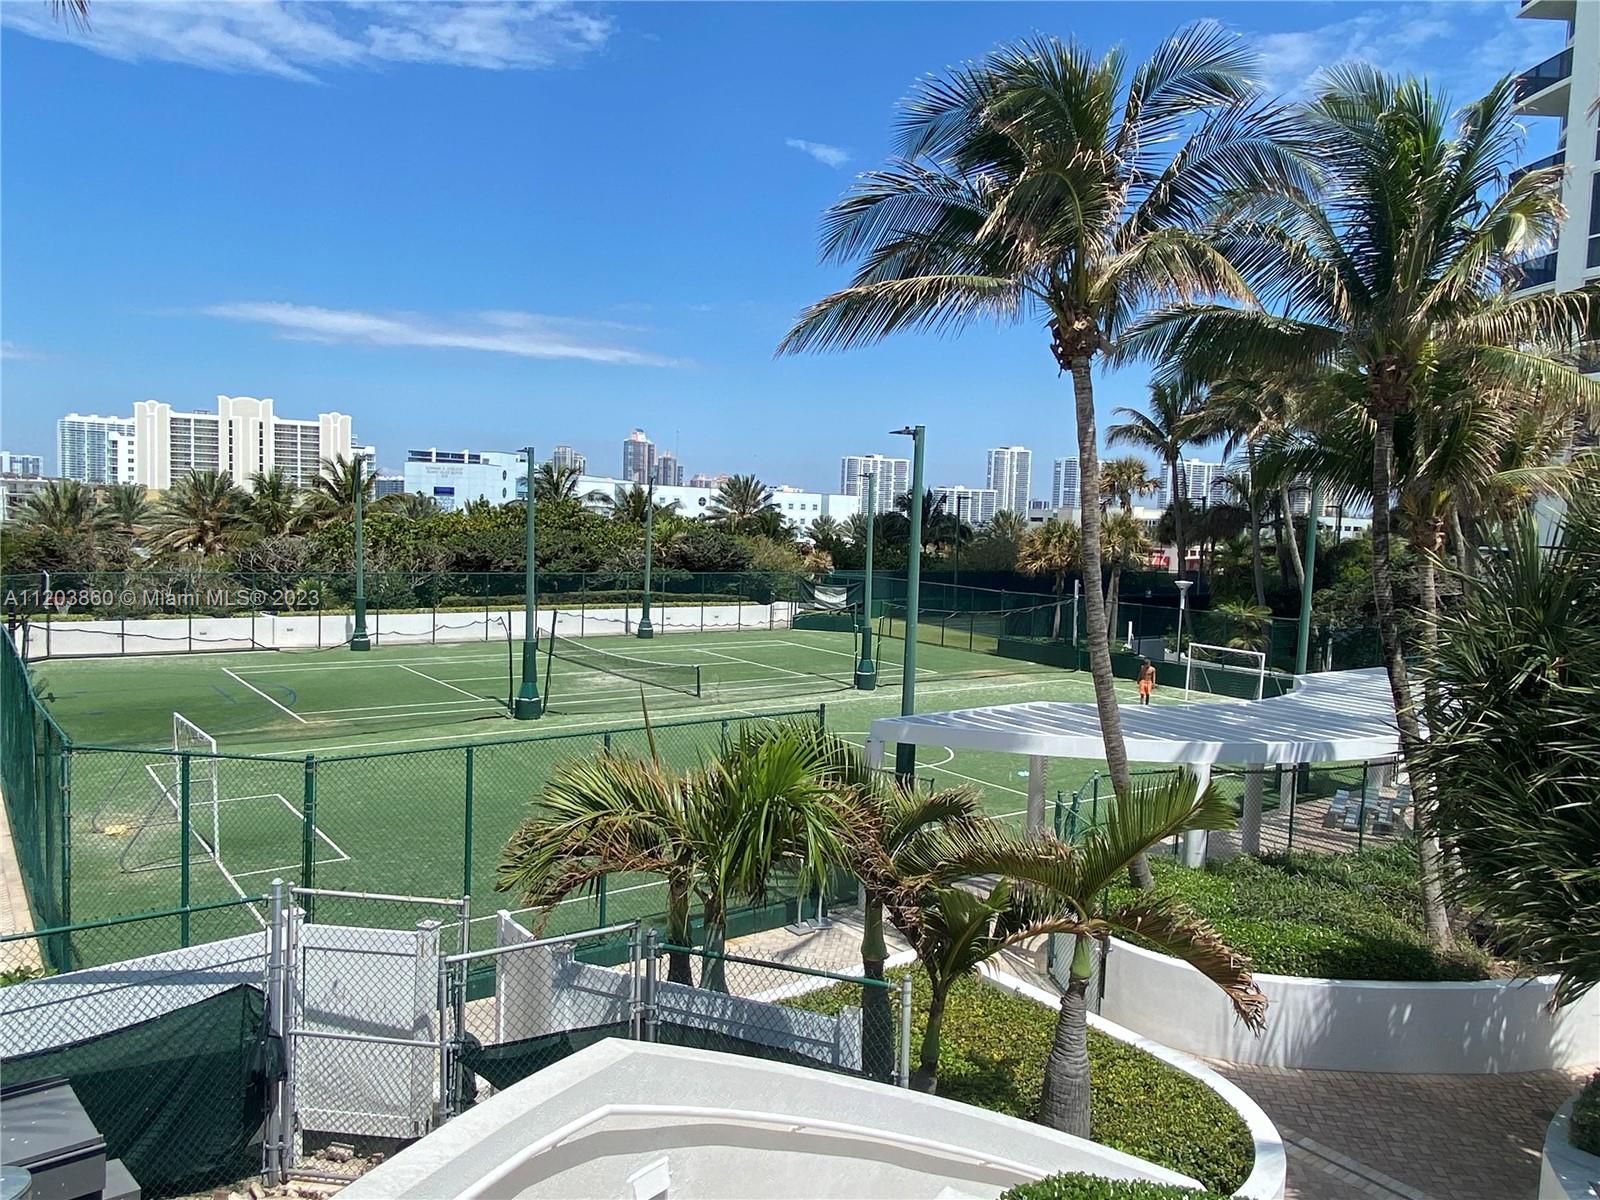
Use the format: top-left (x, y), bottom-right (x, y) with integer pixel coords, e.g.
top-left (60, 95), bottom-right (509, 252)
top-left (1170, 459), bottom-right (1186, 579)
top-left (912, 984), bottom-right (947, 1093)
top-left (1105, 564), bottom-right (1123, 644)
top-left (1051, 575), bottom-right (1064, 640)
top-left (860, 898), bottom-right (894, 1079)
top-left (1068, 357), bottom-right (1148, 889)
top-left (667, 880), bottom-right (694, 985)
top-left (701, 902), bottom-right (728, 992)
top-left (1280, 485), bottom-right (1305, 588)
top-left (1247, 449), bottom-right (1266, 607)
top-left (1450, 505), bottom-right (1474, 590)
top-left (1369, 406), bottom-right (1453, 950)
top-left (1037, 937), bottom-right (1093, 1138)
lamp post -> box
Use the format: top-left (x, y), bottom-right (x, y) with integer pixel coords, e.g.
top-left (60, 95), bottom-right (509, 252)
top-left (514, 447), bottom-right (543, 718)
top-left (952, 492), bottom-right (966, 590)
top-left (1175, 578), bottom-right (1193, 661)
top-left (855, 470), bottom-right (877, 691)
top-left (638, 477), bottom-right (656, 639)
top-left (891, 425), bottom-right (925, 781)
top-left (349, 455), bottom-right (371, 651)
top-left (1294, 482), bottom-right (1322, 674)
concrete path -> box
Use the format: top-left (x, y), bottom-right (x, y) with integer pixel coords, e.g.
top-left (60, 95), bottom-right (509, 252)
top-left (0, 793), bottom-right (42, 971)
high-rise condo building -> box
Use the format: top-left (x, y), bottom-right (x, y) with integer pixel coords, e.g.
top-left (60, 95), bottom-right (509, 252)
top-left (1, 453), bottom-right (43, 478)
top-left (1050, 457), bottom-right (1080, 509)
top-left (688, 472), bottom-right (727, 489)
top-left (840, 454), bottom-right (910, 514)
top-left (56, 414), bottom-right (136, 484)
top-left (621, 429), bottom-right (655, 485)
top-left (653, 452), bottom-right (684, 487)
top-left (550, 444), bottom-right (587, 474)
top-left (986, 445), bottom-right (1033, 515)
top-left (1177, 458), bottom-right (1227, 505)
top-left (131, 396), bottom-right (353, 491)
top-left (933, 485), bottom-right (999, 527)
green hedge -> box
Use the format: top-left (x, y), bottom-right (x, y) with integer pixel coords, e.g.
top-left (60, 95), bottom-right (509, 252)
top-left (999, 1175), bottom-right (1227, 1200)
top-left (1107, 847), bottom-right (1495, 981)
top-left (1572, 1072), bottom-right (1600, 1156)
top-left (788, 971), bottom-right (1252, 1194)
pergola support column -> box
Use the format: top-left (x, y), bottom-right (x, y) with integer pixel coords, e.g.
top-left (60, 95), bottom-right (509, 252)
top-left (1241, 767), bottom-right (1265, 857)
top-left (1179, 762), bottom-right (1211, 868)
top-left (1026, 755), bottom-right (1046, 835)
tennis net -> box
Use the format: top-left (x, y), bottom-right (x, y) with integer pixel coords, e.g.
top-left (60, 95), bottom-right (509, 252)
top-left (544, 633), bottom-right (703, 698)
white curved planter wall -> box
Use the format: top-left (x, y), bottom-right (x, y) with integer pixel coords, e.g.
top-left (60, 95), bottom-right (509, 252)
top-left (1540, 1093), bottom-right (1600, 1200)
top-left (1089, 937), bottom-right (1600, 1074)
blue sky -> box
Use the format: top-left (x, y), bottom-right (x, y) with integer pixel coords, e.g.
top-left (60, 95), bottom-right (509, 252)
top-left (0, 1), bottom-right (1566, 495)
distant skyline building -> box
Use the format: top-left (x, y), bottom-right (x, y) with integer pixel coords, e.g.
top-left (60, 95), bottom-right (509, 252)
top-left (373, 473), bottom-right (406, 498)
top-left (1, 452), bottom-right (44, 478)
top-left (403, 449), bottom-right (527, 512)
top-left (653, 452), bottom-right (684, 487)
top-left (576, 472), bottom-right (858, 527)
top-left (934, 485), bottom-right (999, 527)
top-left (129, 396), bottom-right (354, 492)
top-left (621, 429), bottom-right (655, 485)
top-left (550, 444), bottom-right (587, 475)
top-left (56, 413), bottom-right (136, 484)
top-left (840, 453), bottom-right (910, 514)
top-left (688, 472), bottom-right (726, 489)
top-left (985, 445), bottom-right (1033, 515)
top-left (1177, 458), bottom-right (1227, 505)
top-left (1050, 457), bottom-right (1080, 510)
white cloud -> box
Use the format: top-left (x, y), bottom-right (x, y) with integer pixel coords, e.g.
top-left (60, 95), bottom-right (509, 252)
top-left (786, 138), bottom-right (851, 169)
top-left (0, 1), bottom-right (614, 82)
top-left (199, 301), bottom-right (679, 366)
top-left (0, 341), bottom-right (41, 361)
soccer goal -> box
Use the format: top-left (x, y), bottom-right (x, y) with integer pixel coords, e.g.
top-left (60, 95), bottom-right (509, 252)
top-left (95, 713), bottom-right (223, 874)
top-left (1183, 642), bottom-right (1267, 701)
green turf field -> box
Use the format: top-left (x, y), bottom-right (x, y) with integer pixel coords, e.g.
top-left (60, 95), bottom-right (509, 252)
top-left (30, 626), bottom-right (1204, 951)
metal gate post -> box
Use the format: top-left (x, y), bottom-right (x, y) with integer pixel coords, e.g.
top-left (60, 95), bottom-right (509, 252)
top-left (897, 974), bottom-right (913, 1088)
top-left (641, 928), bottom-right (659, 1043)
top-left (628, 924), bottom-right (643, 1040)
top-left (264, 879), bottom-right (287, 1186)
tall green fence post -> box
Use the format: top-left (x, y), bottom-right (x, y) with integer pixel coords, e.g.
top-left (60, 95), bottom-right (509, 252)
top-left (59, 743), bottom-right (72, 930)
top-left (1285, 766), bottom-right (1296, 853)
top-left (179, 754), bottom-right (192, 946)
top-left (301, 755), bottom-right (317, 916)
top-left (598, 875), bottom-right (608, 927)
top-left (463, 747), bottom-right (475, 901)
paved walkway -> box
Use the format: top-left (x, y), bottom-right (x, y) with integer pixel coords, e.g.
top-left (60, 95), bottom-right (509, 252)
top-left (1210, 1062), bottom-right (1584, 1200)
top-left (0, 792), bottom-right (42, 971)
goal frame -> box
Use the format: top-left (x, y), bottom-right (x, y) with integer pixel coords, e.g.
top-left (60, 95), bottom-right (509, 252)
top-left (1183, 642), bottom-right (1267, 701)
top-left (172, 712), bottom-right (221, 857)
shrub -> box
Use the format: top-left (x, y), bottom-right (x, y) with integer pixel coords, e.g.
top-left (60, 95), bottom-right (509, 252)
top-left (788, 971), bottom-right (1252, 1194)
top-left (999, 1175), bottom-right (1227, 1200)
top-left (1572, 1073), bottom-right (1600, 1156)
top-left (1107, 848), bottom-right (1495, 981)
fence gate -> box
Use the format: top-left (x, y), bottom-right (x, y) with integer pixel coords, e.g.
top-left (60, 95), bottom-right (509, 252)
top-left (273, 886), bottom-right (468, 1180)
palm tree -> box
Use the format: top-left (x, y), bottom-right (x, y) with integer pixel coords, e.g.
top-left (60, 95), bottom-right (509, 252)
top-left (1097, 456), bottom-right (1157, 514)
top-left (153, 470), bottom-right (249, 554)
top-left (533, 462), bottom-right (582, 504)
top-left (603, 483), bottom-right (678, 525)
top-left (245, 468), bottom-right (301, 536)
top-left (807, 514), bottom-right (844, 555)
top-left (1211, 600), bottom-right (1273, 653)
top-left (1016, 519), bottom-right (1081, 638)
top-left (1100, 509), bottom-right (1151, 642)
top-left (979, 770), bottom-right (1265, 1135)
top-left (1107, 384), bottom-right (1203, 577)
top-left (303, 454), bottom-right (397, 526)
top-left (101, 483), bottom-right (151, 538)
top-left (20, 480), bottom-right (114, 541)
top-left (708, 474), bottom-right (775, 531)
top-left (390, 492), bottom-right (442, 519)
top-left (1122, 69), bottom-right (1599, 946)
top-left (776, 28), bottom-right (1309, 892)
top-left (747, 507), bottom-right (796, 543)
top-left (497, 722), bottom-right (842, 991)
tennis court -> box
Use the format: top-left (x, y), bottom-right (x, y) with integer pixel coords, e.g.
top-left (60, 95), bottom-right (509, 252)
top-left (25, 623), bottom-right (1215, 950)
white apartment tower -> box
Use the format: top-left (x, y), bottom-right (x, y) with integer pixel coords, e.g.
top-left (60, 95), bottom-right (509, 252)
top-left (985, 446), bottom-right (1032, 515)
top-left (1511, 0), bottom-right (1600, 304)
top-left (56, 414), bottom-right (136, 484)
top-left (621, 429), bottom-right (655, 485)
top-left (132, 396), bottom-right (353, 491)
top-left (840, 454), bottom-right (910, 514)
top-left (1050, 457), bottom-right (1080, 510)
top-left (550, 444), bottom-right (587, 474)
top-left (934, 485), bottom-right (999, 527)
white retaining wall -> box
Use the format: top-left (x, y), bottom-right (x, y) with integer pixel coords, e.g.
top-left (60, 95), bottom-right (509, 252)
top-left (1540, 1092), bottom-right (1600, 1200)
top-left (26, 602), bottom-right (798, 658)
top-left (1066, 936), bottom-right (1600, 1074)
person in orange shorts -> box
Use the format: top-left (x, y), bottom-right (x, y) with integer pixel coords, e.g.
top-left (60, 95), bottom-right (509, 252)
top-left (1137, 657), bottom-right (1156, 705)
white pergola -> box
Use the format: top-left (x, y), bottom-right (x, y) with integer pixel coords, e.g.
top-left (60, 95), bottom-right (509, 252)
top-left (864, 668), bottom-right (1402, 861)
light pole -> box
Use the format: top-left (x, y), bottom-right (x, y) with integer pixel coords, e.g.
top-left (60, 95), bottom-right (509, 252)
top-left (638, 477), bottom-right (656, 639)
top-left (891, 425), bottom-right (925, 781)
top-left (855, 470), bottom-right (877, 690)
top-left (349, 455), bottom-right (371, 652)
top-left (513, 447), bottom-right (543, 719)
top-left (1175, 578), bottom-right (1193, 661)
top-left (952, 492), bottom-right (966, 590)
top-left (1294, 482), bottom-right (1322, 674)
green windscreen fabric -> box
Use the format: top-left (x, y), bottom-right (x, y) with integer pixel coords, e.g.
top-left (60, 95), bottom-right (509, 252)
top-left (4, 985), bottom-right (271, 1199)
top-left (458, 1020), bottom-right (634, 1092)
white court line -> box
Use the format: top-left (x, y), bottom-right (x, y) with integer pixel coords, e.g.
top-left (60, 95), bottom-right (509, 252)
top-left (927, 762), bottom-right (1029, 798)
top-left (223, 792), bottom-right (350, 878)
top-left (776, 639), bottom-right (940, 675)
top-left (236, 636), bottom-right (814, 674)
top-left (301, 696), bottom-right (497, 716)
top-left (223, 667), bottom-right (309, 724)
top-left (400, 663), bottom-right (497, 703)
top-left (697, 647), bottom-right (818, 680)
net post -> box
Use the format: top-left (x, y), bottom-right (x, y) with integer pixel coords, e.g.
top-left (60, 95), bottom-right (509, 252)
top-left (694, 665), bottom-right (702, 698)
top-left (300, 755), bottom-right (317, 912)
top-left (179, 754), bottom-right (191, 947)
top-left (463, 746), bottom-right (475, 902)
top-left (598, 875), bottom-right (608, 927)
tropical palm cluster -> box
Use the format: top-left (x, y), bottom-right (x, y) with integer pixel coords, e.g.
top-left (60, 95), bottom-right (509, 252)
top-left (780, 24), bottom-right (1597, 937)
top-left (499, 719), bottom-right (1262, 1133)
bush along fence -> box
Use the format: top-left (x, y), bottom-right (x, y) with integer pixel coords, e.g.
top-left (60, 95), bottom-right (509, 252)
top-left (0, 885), bottom-right (911, 1200)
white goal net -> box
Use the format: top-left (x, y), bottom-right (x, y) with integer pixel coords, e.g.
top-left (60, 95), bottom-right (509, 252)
top-left (1183, 642), bottom-right (1267, 701)
top-left (91, 712), bottom-right (223, 874)
top-left (173, 712), bottom-right (221, 854)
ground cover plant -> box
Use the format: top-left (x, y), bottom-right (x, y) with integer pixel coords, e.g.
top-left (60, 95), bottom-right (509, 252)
top-left (1000, 1177), bottom-right (1228, 1200)
top-left (789, 969), bottom-right (1253, 1194)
